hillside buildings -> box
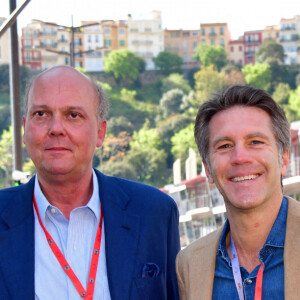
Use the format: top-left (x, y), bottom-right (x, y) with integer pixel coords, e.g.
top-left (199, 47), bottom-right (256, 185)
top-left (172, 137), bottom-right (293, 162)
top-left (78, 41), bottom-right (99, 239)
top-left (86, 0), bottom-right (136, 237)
top-left (7, 12), bottom-right (300, 72)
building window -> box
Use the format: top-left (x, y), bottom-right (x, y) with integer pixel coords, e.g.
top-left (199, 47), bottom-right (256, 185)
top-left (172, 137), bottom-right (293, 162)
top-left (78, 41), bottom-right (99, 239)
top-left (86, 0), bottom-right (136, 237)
top-left (51, 28), bottom-right (55, 35)
top-left (119, 28), bottom-right (125, 35)
top-left (201, 28), bottom-right (205, 35)
top-left (51, 39), bottom-right (56, 47)
top-left (210, 28), bottom-right (215, 35)
top-left (104, 28), bottom-right (110, 35)
top-left (104, 39), bottom-right (111, 47)
top-left (220, 27), bottom-right (224, 35)
top-left (42, 39), bottom-right (47, 47)
top-left (182, 41), bottom-right (187, 50)
top-left (171, 32), bottom-right (179, 38)
top-left (119, 40), bottom-right (125, 47)
top-left (88, 35), bottom-right (91, 42)
top-left (193, 41), bottom-right (197, 49)
top-left (211, 39), bottom-right (215, 45)
top-left (220, 38), bottom-right (224, 46)
top-left (192, 32), bottom-right (198, 36)
top-left (95, 36), bottom-right (99, 43)
top-left (231, 46), bottom-right (234, 52)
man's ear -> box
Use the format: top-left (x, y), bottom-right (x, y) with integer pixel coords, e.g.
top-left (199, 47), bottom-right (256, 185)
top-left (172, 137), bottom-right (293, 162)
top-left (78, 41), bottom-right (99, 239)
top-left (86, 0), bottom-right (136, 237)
top-left (203, 161), bottom-right (214, 184)
top-left (280, 149), bottom-right (289, 176)
top-left (96, 120), bottom-right (107, 148)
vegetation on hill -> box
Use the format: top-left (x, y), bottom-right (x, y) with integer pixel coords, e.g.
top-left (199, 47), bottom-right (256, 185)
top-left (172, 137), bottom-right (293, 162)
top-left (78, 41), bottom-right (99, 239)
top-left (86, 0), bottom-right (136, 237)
top-left (1, 42), bottom-right (300, 188)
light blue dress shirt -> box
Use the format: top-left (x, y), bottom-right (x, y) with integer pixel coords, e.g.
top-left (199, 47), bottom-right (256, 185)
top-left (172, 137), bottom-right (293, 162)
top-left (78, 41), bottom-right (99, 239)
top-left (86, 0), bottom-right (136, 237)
top-left (34, 170), bottom-right (111, 300)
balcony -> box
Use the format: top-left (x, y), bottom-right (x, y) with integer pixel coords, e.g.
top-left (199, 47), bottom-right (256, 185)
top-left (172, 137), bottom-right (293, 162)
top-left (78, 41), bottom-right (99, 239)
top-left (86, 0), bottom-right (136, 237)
top-left (245, 51), bottom-right (255, 56)
top-left (281, 26), bottom-right (296, 31)
top-left (131, 40), bottom-right (153, 45)
top-left (245, 40), bottom-right (260, 44)
top-left (209, 32), bottom-right (216, 37)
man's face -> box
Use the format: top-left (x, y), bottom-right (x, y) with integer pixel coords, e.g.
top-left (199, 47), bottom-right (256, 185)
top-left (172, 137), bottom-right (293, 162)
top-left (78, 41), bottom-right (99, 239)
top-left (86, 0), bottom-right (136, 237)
top-left (204, 106), bottom-right (289, 212)
top-left (23, 67), bottom-right (106, 181)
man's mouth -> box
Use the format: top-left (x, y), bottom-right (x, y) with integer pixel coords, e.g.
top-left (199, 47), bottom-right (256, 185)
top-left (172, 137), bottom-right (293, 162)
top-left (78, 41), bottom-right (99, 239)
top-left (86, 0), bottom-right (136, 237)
top-left (231, 174), bottom-right (260, 182)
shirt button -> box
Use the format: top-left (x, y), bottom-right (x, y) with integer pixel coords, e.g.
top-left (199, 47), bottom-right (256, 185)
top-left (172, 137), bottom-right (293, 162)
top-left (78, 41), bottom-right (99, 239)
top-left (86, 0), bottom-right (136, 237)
top-left (245, 278), bottom-right (252, 284)
top-left (50, 208), bottom-right (56, 214)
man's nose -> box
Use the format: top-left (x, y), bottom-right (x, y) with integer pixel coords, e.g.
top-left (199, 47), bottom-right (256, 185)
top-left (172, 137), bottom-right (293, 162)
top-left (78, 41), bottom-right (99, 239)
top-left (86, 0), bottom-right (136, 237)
top-left (49, 115), bottom-right (66, 136)
top-left (231, 144), bottom-right (252, 165)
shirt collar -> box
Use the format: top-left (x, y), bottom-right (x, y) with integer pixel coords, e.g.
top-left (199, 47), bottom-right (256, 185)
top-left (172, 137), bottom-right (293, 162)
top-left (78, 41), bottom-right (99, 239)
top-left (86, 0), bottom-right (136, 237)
top-left (34, 169), bottom-right (100, 224)
top-left (217, 197), bottom-right (288, 263)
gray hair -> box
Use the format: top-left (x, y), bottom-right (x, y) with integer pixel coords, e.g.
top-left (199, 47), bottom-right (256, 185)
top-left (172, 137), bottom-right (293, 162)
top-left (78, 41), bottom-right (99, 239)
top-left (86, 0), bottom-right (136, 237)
top-left (195, 85), bottom-right (291, 168)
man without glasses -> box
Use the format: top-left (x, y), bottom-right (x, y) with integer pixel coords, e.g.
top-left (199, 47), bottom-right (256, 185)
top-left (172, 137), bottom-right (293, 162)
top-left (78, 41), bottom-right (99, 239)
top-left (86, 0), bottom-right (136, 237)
top-left (0, 66), bottom-right (180, 300)
top-left (176, 85), bottom-right (300, 299)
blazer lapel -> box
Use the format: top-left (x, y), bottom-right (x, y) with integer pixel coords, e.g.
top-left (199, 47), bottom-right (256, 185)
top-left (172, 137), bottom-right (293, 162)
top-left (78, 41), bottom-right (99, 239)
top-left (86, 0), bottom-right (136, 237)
top-left (0, 179), bottom-right (35, 299)
top-left (284, 196), bottom-right (300, 299)
top-left (96, 171), bottom-right (140, 300)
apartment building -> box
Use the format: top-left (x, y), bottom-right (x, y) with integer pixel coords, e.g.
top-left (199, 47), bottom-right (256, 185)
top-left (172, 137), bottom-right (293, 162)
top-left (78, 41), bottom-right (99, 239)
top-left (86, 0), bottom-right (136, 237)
top-left (127, 10), bottom-right (164, 70)
top-left (199, 23), bottom-right (230, 53)
top-left (244, 30), bottom-right (262, 64)
top-left (262, 25), bottom-right (280, 43)
top-left (228, 39), bottom-right (244, 66)
top-left (280, 16), bottom-right (300, 65)
top-left (164, 29), bottom-right (200, 70)
top-left (0, 17), bottom-right (11, 65)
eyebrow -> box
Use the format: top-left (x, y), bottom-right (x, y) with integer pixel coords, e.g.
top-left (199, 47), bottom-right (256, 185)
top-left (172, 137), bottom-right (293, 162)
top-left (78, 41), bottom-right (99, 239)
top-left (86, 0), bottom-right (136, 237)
top-left (29, 104), bottom-right (87, 112)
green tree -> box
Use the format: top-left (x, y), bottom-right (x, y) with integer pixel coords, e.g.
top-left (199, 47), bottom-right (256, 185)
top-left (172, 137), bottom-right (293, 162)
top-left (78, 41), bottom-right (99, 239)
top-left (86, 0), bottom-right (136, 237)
top-left (288, 86), bottom-right (300, 119)
top-left (0, 126), bottom-right (13, 188)
top-left (242, 63), bottom-right (271, 91)
top-left (171, 124), bottom-right (197, 161)
top-left (161, 73), bottom-right (191, 94)
top-left (104, 49), bottom-right (145, 83)
top-left (159, 89), bottom-right (185, 118)
top-left (100, 160), bottom-right (137, 180)
top-left (193, 44), bottom-right (227, 71)
top-left (255, 41), bottom-right (284, 64)
top-left (153, 51), bottom-right (183, 75)
top-left (127, 121), bottom-right (168, 186)
top-left (272, 83), bottom-right (291, 105)
top-left (194, 65), bottom-right (226, 104)
top-left (108, 116), bottom-right (134, 136)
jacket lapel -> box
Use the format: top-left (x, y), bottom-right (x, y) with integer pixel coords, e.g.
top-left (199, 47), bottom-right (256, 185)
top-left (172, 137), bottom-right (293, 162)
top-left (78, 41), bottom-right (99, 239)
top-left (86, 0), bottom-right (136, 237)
top-left (96, 171), bottom-right (140, 300)
top-left (284, 196), bottom-right (300, 299)
top-left (0, 179), bottom-right (35, 299)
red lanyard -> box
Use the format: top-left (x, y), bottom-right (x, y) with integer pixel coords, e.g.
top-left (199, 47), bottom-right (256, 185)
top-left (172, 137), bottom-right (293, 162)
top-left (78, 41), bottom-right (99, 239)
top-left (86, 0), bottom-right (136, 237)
top-left (33, 194), bottom-right (103, 300)
top-left (231, 237), bottom-right (264, 300)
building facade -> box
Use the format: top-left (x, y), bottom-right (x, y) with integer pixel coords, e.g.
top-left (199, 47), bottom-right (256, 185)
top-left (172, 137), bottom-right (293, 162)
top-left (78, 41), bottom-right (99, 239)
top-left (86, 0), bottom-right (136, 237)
top-left (243, 30), bottom-right (262, 64)
top-left (228, 39), bottom-right (244, 66)
top-left (0, 17), bottom-right (11, 65)
top-left (262, 25), bottom-right (280, 43)
top-left (127, 11), bottom-right (164, 70)
top-left (280, 16), bottom-right (300, 65)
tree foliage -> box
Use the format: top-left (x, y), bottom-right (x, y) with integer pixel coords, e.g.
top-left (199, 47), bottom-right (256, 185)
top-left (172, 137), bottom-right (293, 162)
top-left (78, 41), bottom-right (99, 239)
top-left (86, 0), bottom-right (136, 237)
top-left (242, 63), bottom-right (271, 91)
top-left (288, 86), bottom-right (300, 119)
top-left (193, 44), bottom-right (227, 71)
top-left (104, 49), bottom-right (145, 82)
top-left (159, 89), bottom-right (185, 118)
top-left (127, 121), bottom-right (168, 186)
top-left (0, 126), bottom-right (13, 188)
top-left (171, 124), bottom-right (198, 161)
top-left (108, 116), bottom-right (134, 136)
top-left (153, 51), bottom-right (183, 75)
top-left (161, 73), bottom-right (191, 94)
top-left (272, 83), bottom-right (291, 105)
top-left (255, 41), bottom-right (284, 64)
top-left (194, 65), bottom-right (226, 104)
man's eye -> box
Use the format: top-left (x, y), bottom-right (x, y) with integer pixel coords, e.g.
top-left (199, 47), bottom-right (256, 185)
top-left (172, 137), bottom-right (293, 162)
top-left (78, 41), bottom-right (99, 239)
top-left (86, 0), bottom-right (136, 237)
top-left (70, 112), bottom-right (79, 119)
top-left (35, 111), bottom-right (45, 117)
top-left (252, 140), bottom-right (263, 145)
top-left (218, 144), bottom-right (231, 149)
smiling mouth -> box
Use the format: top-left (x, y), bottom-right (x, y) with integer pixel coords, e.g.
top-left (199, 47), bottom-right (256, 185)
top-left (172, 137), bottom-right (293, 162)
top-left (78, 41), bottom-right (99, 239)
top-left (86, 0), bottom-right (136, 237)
top-left (231, 174), bottom-right (260, 182)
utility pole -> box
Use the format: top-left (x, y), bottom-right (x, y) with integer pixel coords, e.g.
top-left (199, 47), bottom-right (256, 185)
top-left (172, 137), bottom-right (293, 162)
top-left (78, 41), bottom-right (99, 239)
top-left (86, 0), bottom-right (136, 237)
top-left (9, 0), bottom-right (28, 171)
top-left (33, 18), bottom-right (104, 67)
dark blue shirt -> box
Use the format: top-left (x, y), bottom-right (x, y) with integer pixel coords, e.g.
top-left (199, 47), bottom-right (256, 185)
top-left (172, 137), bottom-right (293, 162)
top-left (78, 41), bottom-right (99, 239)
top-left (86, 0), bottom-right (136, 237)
top-left (213, 198), bottom-right (288, 299)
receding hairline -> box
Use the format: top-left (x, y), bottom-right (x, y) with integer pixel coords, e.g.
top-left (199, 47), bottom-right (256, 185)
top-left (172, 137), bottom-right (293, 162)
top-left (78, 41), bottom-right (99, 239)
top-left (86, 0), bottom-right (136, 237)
top-left (25, 66), bottom-right (103, 118)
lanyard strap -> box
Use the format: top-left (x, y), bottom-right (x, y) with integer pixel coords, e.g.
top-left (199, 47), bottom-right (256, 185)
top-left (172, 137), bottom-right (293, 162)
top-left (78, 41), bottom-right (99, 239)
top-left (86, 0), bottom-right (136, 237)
top-left (231, 237), bottom-right (264, 300)
top-left (33, 194), bottom-right (103, 299)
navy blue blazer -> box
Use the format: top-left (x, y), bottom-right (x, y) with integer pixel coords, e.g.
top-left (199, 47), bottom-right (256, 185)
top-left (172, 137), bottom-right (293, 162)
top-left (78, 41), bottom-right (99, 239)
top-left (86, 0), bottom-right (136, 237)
top-left (0, 169), bottom-right (180, 300)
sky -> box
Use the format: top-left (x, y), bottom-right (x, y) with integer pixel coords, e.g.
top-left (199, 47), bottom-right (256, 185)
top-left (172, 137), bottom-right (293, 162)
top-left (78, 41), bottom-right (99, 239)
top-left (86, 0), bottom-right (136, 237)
top-left (0, 0), bottom-right (299, 39)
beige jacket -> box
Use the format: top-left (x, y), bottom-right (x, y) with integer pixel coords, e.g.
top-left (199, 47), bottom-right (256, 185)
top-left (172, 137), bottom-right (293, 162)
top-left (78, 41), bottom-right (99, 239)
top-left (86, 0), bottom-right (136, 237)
top-left (176, 196), bottom-right (300, 300)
